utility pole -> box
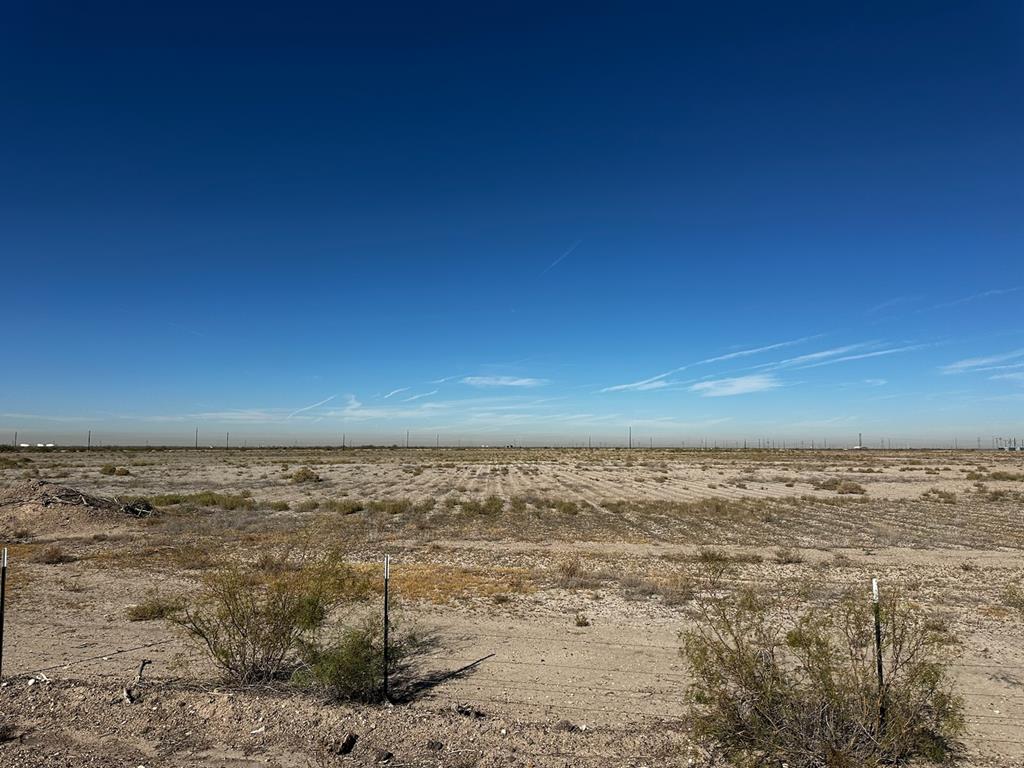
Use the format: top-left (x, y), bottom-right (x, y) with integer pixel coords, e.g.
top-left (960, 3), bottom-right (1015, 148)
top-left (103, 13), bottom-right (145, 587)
top-left (628, 426), bottom-right (632, 449)
top-left (406, 430), bottom-right (409, 448)
top-left (195, 427), bottom-right (199, 449)
top-left (87, 430), bottom-right (91, 450)
top-left (226, 432), bottom-right (229, 449)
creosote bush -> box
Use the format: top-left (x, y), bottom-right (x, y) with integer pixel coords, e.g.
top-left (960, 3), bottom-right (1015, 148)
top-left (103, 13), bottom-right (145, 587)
top-left (173, 552), bottom-right (369, 683)
top-left (683, 584), bottom-right (963, 767)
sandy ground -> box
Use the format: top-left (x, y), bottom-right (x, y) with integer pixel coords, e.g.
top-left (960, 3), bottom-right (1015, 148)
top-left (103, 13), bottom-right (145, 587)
top-left (1, 447), bottom-right (1023, 766)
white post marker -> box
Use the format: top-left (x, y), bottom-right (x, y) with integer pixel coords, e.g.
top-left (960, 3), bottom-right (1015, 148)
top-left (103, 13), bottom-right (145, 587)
top-left (872, 577), bottom-right (879, 604)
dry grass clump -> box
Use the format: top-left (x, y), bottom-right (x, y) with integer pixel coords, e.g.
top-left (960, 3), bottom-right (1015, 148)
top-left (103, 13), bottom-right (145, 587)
top-left (814, 477), bottom-right (867, 494)
top-left (1004, 584), bottom-right (1024, 616)
top-left (921, 488), bottom-right (957, 504)
top-left (31, 544), bottom-right (76, 564)
top-left (460, 495), bottom-right (504, 515)
top-left (383, 563), bottom-right (532, 603)
top-left (697, 547), bottom-right (763, 566)
top-left (773, 546), bottom-right (805, 565)
top-left (99, 464), bottom-right (130, 476)
top-left (552, 556), bottom-right (608, 590)
top-left (988, 470), bottom-right (1024, 481)
top-left (291, 466), bottom-right (321, 483)
top-left (126, 592), bottom-right (184, 621)
top-left (367, 498), bottom-right (433, 515)
top-left (683, 586), bottom-right (963, 767)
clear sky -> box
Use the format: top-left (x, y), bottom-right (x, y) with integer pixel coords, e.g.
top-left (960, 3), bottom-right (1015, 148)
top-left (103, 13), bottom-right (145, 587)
top-left (2, 2), bottom-right (1022, 447)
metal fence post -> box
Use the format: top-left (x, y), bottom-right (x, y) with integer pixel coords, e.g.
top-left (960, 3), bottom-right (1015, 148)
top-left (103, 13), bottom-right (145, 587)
top-left (872, 577), bottom-right (885, 735)
top-left (1, 547), bottom-right (8, 681)
top-left (383, 554), bottom-right (390, 701)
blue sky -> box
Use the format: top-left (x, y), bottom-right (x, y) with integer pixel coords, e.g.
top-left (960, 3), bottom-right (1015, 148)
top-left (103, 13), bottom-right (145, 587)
top-left (2, 2), bottom-right (1022, 446)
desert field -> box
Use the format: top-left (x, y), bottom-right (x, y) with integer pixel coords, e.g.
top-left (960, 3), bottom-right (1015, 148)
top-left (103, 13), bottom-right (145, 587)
top-left (1, 446), bottom-right (1023, 767)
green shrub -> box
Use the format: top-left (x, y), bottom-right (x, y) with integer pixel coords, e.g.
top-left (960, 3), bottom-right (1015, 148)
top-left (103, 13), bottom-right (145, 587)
top-left (147, 491), bottom-right (256, 511)
top-left (172, 554), bottom-right (367, 683)
top-left (295, 617), bottom-right (419, 702)
top-left (99, 464), bottom-right (117, 475)
top-left (683, 586), bottom-right (963, 767)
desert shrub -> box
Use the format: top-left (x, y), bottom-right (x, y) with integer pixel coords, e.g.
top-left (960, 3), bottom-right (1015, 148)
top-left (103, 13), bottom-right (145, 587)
top-left (553, 556), bottom-right (606, 590)
top-left (368, 498), bottom-right (413, 515)
top-left (774, 547), bottom-right (805, 565)
top-left (268, 500), bottom-right (290, 511)
top-left (697, 547), bottom-right (763, 566)
top-left (1004, 584), bottom-right (1024, 615)
top-left (294, 617), bottom-right (419, 702)
top-left (32, 544), bottom-right (75, 564)
top-left (291, 466), bottom-right (321, 483)
top-left (813, 477), bottom-right (867, 494)
top-left (574, 612), bottom-right (591, 627)
top-left (148, 491), bottom-right (256, 511)
top-left (989, 471), bottom-right (1024, 481)
top-left (173, 553), bottom-right (368, 683)
top-left (683, 586), bottom-right (963, 767)
top-left (99, 464), bottom-right (117, 475)
top-left (460, 495), bottom-right (504, 515)
top-left (322, 498), bottom-right (365, 515)
top-left (127, 592), bottom-right (184, 621)
top-left (114, 466), bottom-right (131, 476)
top-left (922, 489), bottom-right (957, 504)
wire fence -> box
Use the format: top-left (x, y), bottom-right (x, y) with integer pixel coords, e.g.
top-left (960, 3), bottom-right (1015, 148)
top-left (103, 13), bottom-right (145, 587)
top-left (1, 555), bottom-right (1023, 756)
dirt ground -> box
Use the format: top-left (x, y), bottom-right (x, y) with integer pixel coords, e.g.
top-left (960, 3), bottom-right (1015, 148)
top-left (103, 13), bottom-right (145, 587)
top-left (1, 447), bottom-right (1023, 767)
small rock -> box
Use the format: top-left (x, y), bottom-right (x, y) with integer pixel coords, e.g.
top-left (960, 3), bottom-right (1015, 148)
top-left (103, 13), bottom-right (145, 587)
top-left (336, 732), bottom-right (358, 755)
top-left (426, 740), bottom-right (444, 751)
top-left (374, 748), bottom-right (393, 763)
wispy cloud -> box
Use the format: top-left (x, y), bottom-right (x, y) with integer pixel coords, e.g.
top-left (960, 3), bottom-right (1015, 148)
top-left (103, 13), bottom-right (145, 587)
top-left (541, 240), bottom-right (581, 275)
top-left (797, 344), bottom-right (926, 369)
top-left (462, 376), bottom-right (548, 387)
top-left (866, 296), bottom-right (921, 314)
top-left (402, 390), bottom-right (438, 402)
top-left (689, 373), bottom-right (781, 397)
top-left (940, 349), bottom-right (1024, 374)
top-left (755, 343), bottom-right (870, 371)
top-left (863, 378), bottom-right (888, 387)
top-left (287, 394), bottom-right (336, 418)
top-left (932, 286), bottom-right (1022, 310)
top-left (698, 336), bottom-right (818, 365)
top-left (991, 372), bottom-right (1024, 384)
top-left (0, 412), bottom-right (94, 422)
top-left (383, 387), bottom-right (410, 399)
top-left (602, 336), bottom-right (814, 393)
top-left (600, 371), bottom-right (674, 392)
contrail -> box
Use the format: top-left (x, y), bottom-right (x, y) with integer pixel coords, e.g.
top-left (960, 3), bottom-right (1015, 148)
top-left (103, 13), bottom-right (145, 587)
top-left (287, 394), bottom-right (336, 419)
top-left (541, 240), bottom-right (581, 275)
